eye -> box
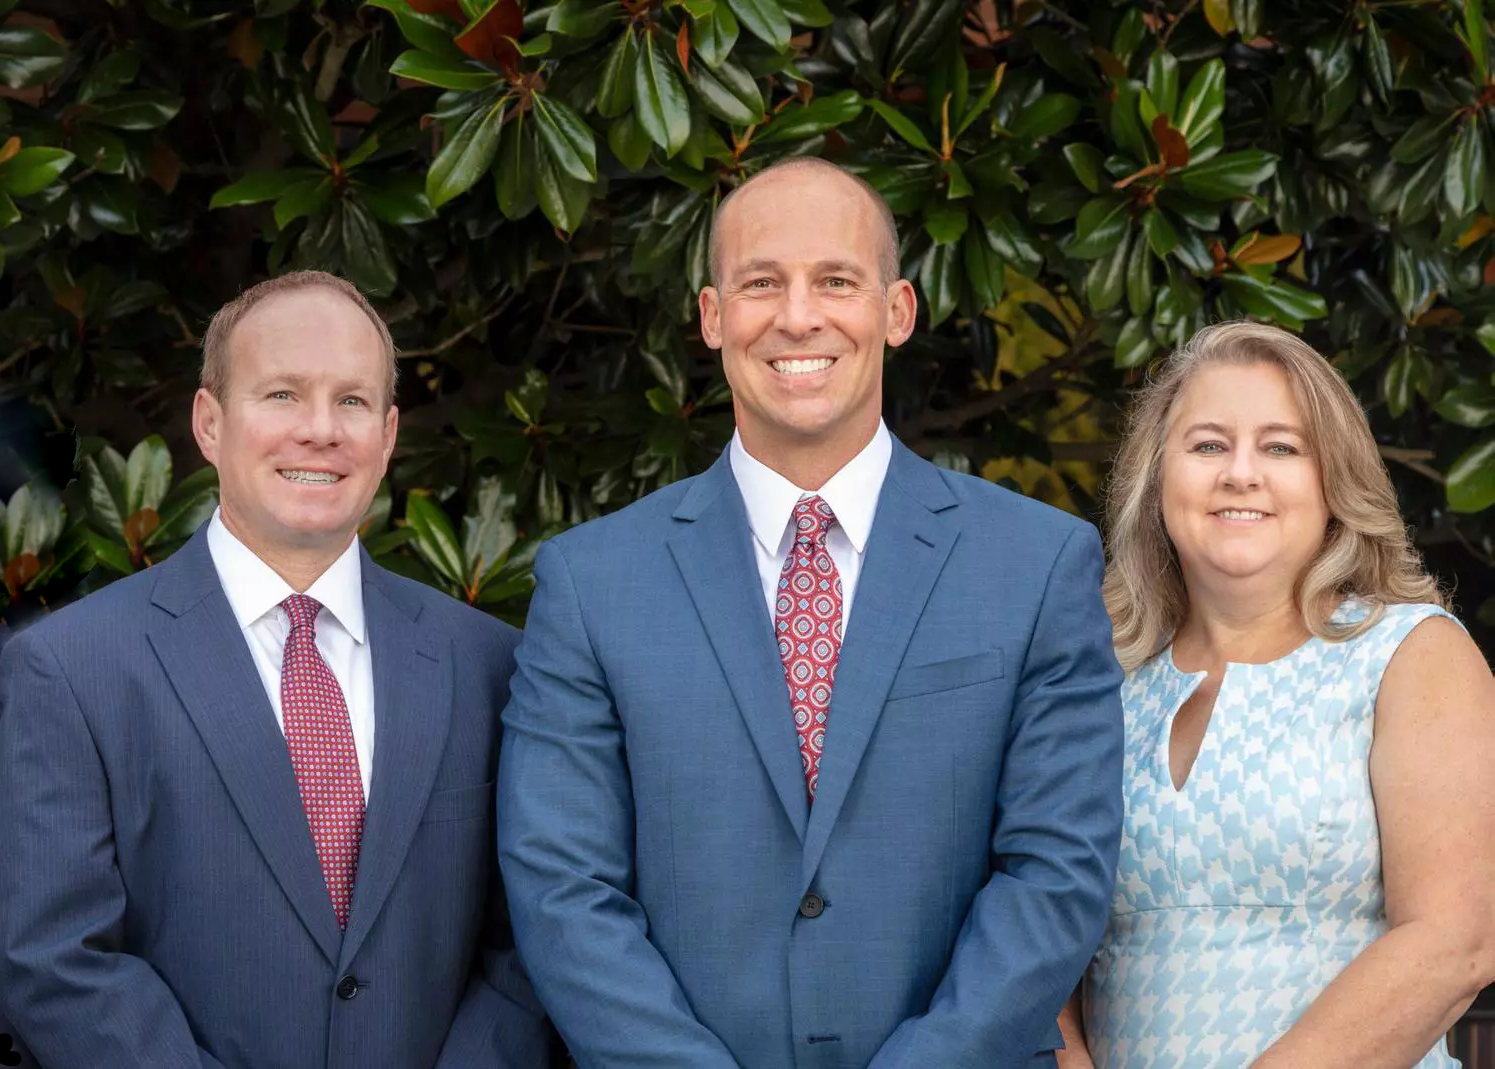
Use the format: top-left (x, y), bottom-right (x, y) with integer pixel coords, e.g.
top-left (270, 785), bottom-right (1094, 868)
top-left (268, 390), bottom-right (292, 401)
top-left (1266, 442), bottom-right (1299, 456)
top-left (825, 277), bottom-right (850, 288)
top-left (746, 277), bottom-right (775, 289)
top-left (341, 396), bottom-right (367, 407)
top-left (1191, 441), bottom-right (1225, 455)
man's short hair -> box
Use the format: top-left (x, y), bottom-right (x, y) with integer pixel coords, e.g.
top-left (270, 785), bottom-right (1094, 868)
top-left (200, 271), bottom-right (399, 407)
top-left (707, 157), bottom-right (902, 289)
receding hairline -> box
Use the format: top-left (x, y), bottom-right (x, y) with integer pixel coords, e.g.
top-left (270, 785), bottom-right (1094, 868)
top-left (707, 158), bottom-right (901, 288)
top-left (200, 270), bottom-right (399, 407)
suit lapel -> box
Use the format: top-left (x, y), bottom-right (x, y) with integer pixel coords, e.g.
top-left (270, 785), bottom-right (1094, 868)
top-left (146, 529), bottom-right (343, 965)
top-left (337, 559), bottom-right (450, 970)
top-left (668, 454), bottom-right (810, 842)
top-left (801, 443), bottom-right (959, 887)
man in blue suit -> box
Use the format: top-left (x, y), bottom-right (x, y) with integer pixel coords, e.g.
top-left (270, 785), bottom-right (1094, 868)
top-left (0, 272), bottom-right (549, 1068)
top-left (498, 158), bottom-right (1125, 1067)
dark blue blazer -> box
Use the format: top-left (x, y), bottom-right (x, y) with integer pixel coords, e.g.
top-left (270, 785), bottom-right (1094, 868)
top-left (498, 440), bottom-right (1126, 1068)
top-left (0, 527), bottom-right (549, 1068)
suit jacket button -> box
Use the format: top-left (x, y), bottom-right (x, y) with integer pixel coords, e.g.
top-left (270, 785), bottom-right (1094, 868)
top-left (799, 892), bottom-right (825, 919)
top-left (336, 975), bottom-right (360, 1000)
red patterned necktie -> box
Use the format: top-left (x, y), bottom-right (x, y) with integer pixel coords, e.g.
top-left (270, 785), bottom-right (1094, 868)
top-left (775, 495), bottom-right (843, 800)
top-left (280, 593), bottom-right (364, 930)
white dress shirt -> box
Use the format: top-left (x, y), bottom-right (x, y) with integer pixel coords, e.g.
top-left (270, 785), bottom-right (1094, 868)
top-left (729, 420), bottom-right (892, 627)
top-left (205, 509), bottom-right (375, 800)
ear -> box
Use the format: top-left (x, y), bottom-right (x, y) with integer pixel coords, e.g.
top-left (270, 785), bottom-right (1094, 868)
top-left (192, 388), bottom-right (223, 468)
top-left (884, 278), bottom-right (917, 348)
top-left (381, 404), bottom-right (399, 468)
top-left (699, 286), bottom-right (723, 350)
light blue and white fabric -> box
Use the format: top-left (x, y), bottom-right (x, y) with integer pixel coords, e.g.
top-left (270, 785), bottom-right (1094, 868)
top-left (1085, 600), bottom-right (1462, 1068)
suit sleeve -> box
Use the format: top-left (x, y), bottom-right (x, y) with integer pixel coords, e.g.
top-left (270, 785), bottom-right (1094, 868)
top-left (438, 624), bottom-right (555, 1069)
top-left (496, 541), bottom-right (740, 1068)
top-left (0, 628), bottom-right (228, 1069)
top-left (868, 523), bottom-right (1125, 1068)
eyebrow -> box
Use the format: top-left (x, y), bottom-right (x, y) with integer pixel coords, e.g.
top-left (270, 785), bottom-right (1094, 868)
top-left (1181, 421), bottom-right (1307, 436)
top-left (257, 373), bottom-right (373, 394)
top-left (733, 258), bottom-right (869, 278)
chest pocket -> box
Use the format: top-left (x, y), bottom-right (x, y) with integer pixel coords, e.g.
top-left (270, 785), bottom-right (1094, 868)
top-left (886, 648), bottom-right (1004, 702)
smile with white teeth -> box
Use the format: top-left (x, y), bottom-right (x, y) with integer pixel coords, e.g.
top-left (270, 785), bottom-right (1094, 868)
top-left (279, 470), bottom-right (341, 485)
top-left (771, 357), bottom-right (835, 376)
top-left (1215, 509), bottom-right (1266, 520)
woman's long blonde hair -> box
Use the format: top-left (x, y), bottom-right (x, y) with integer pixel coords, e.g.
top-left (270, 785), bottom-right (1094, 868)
top-left (1103, 321), bottom-right (1447, 673)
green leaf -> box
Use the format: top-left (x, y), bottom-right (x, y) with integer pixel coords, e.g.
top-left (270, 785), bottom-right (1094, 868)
top-left (547, 0), bottom-right (622, 37)
top-left (919, 240), bottom-right (960, 327)
top-left (210, 168), bottom-right (321, 208)
top-left (357, 172), bottom-right (437, 225)
top-left (84, 529), bottom-right (134, 576)
top-left (535, 139), bottom-right (592, 232)
top-left (963, 228), bottom-right (1005, 311)
top-left (979, 211), bottom-right (1042, 278)
top-left (1085, 225), bottom-right (1131, 312)
top-left (0, 148), bottom-right (75, 197)
top-left (149, 465), bottom-right (218, 545)
top-left (635, 29), bottom-right (691, 156)
top-left (342, 135), bottom-right (381, 171)
top-left (1391, 114), bottom-right (1458, 165)
top-left (390, 48), bottom-right (501, 90)
top-left (1063, 143), bottom-right (1105, 194)
top-left (427, 95), bottom-right (507, 209)
top-left (364, 0), bottom-right (465, 58)
top-left (1126, 234), bottom-right (1155, 316)
top-left (0, 189), bottom-right (15, 228)
top-left (78, 48), bottom-right (140, 104)
top-left (1476, 318), bottom-right (1495, 357)
top-left (1143, 208), bottom-right (1181, 256)
top-left (1146, 50), bottom-right (1179, 118)
top-left (1175, 58), bottom-right (1225, 148)
top-left (780, 0), bottom-right (832, 25)
top-left (924, 202), bottom-right (967, 245)
top-left (688, 54), bottom-right (764, 125)
top-left (1363, 18), bottom-right (1393, 105)
top-left (1008, 93), bottom-right (1080, 140)
top-left (886, 0), bottom-right (964, 79)
top-left (1068, 194), bottom-right (1130, 259)
top-left (273, 176), bottom-right (333, 229)
top-left (101, 281), bottom-right (167, 319)
top-left (496, 115), bottom-right (539, 217)
top-left (406, 492), bottom-right (466, 585)
top-left (1465, 0), bottom-right (1489, 82)
top-left (596, 30), bottom-right (638, 118)
top-left (1108, 80), bottom-right (1147, 162)
top-left (955, 65), bottom-right (1002, 138)
top-left (1219, 272), bottom-right (1326, 325)
top-left (80, 442), bottom-right (129, 540)
top-left (84, 90), bottom-right (183, 131)
top-left (942, 158), bottom-right (972, 199)
top-left (755, 89), bottom-right (862, 144)
top-left (1445, 116), bottom-right (1484, 218)
top-left (463, 475), bottom-right (519, 583)
top-left (2, 483), bottom-right (64, 561)
top-left (77, 177), bottom-right (141, 235)
top-left (336, 199), bottom-right (399, 297)
top-left (1447, 435), bottom-right (1495, 513)
top-left (606, 110), bottom-right (652, 171)
top-left (1114, 317), bottom-right (1155, 368)
top-left (0, 27), bottom-right (67, 89)
top-left (692, 4), bottom-right (739, 69)
top-left (1436, 382), bottom-right (1495, 428)
top-left (726, 0), bottom-right (790, 51)
top-left (1025, 24), bottom-right (1098, 89)
top-left (1177, 149), bottom-right (1277, 200)
top-left (515, 33), bottom-right (553, 57)
top-left (124, 435), bottom-right (172, 515)
top-left (867, 99), bottom-right (936, 154)
top-left (532, 93), bottom-right (598, 182)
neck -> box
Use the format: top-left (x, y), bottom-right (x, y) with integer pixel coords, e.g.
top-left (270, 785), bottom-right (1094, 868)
top-left (1171, 576), bottom-right (1309, 669)
top-left (736, 414), bottom-right (880, 491)
top-left (218, 504), bottom-right (352, 593)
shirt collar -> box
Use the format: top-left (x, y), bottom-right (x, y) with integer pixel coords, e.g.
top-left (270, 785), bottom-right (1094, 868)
top-left (205, 508), bottom-right (367, 643)
top-left (729, 420), bottom-right (892, 559)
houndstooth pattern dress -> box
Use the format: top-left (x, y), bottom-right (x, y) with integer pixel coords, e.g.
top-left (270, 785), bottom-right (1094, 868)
top-left (1084, 601), bottom-right (1462, 1068)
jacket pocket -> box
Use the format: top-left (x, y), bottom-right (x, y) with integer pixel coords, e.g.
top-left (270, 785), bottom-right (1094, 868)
top-left (885, 649), bottom-right (1005, 702)
top-left (419, 781), bottom-right (495, 824)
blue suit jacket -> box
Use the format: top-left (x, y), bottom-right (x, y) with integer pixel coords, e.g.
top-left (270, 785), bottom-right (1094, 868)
top-left (498, 440), bottom-right (1125, 1068)
top-left (0, 527), bottom-right (550, 1068)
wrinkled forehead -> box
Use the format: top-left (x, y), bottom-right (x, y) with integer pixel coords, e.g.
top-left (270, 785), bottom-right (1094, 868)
top-left (715, 172), bottom-right (885, 274)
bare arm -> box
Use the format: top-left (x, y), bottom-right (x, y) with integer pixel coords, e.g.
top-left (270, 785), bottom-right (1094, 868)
top-left (1057, 985), bottom-right (1096, 1069)
top-left (1252, 617), bottom-right (1495, 1068)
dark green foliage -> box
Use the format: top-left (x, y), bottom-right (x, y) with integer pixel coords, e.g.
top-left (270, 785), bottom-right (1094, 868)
top-left (2, 0), bottom-right (1495, 636)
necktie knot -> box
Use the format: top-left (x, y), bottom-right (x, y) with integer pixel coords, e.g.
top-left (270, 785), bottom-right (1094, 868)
top-left (792, 495), bottom-right (837, 549)
top-left (282, 593), bottom-right (323, 634)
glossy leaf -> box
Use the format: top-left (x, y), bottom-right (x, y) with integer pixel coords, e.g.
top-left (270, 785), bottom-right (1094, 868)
top-left (1068, 194), bottom-right (1130, 259)
top-left (365, 0), bottom-right (467, 59)
top-left (924, 202), bottom-right (967, 245)
top-left (390, 49), bottom-right (501, 90)
top-left (1447, 435), bottom-right (1495, 513)
top-left (535, 140), bottom-right (591, 232)
top-left (210, 168), bottom-right (320, 208)
top-left (692, 4), bottom-right (739, 69)
top-left (868, 99), bottom-right (936, 154)
top-left (0, 27), bottom-right (68, 89)
top-left (688, 54), bottom-right (764, 125)
top-left (1063, 143), bottom-right (1105, 194)
top-left (1008, 93), bottom-right (1080, 140)
top-left (0, 148), bottom-right (75, 197)
top-left (496, 114), bottom-right (539, 217)
top-left (635, 29), bottom-right (691, 156)
top-left (920, 240), bottom-right (960, 327)
top-left (1445, 116), bottom-right (1484, 218)
top-left (726, 0), bottom-right (790, 51)
top-left (1177, 150), bottom-right (1276, 200)
top-left (358, 173), bottom-right (437, 225)
top-left (1085, 226), bottom-right (1131, 311)
top-left (755, 90), bottom-right (862, 144)
top-left (84, 90), bottom-right (184, 130)
top-left (532, 94), bottom-right (598, 182)
top-left (1391, 114), bottom-right (1457, 165)
top-left (1175, 58), bottom-right (1225, 148)
top-left (1146, 50), bottom-right (1179, 118)
top-left (547, 0), bottom-right (621, 39)
top-left (406, 491), bottom-right (466, 584)
top-left (596, 30), bottom-right (638, 118)
top-left (427, 94), bottom-right (507, 208)
top-left (1436, 382), bottom-right (1495, 428)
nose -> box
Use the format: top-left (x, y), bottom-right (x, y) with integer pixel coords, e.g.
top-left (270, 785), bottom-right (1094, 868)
top-left (1221, 445), bottom-right (1262, 491)
top-left (773, 277), bottom-right (825, 338)
top-left (295, 397), bottom-right (343, 447)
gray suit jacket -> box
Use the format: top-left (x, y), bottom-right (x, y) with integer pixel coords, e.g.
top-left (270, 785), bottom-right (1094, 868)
top-left (0, 527), bottom-right (549, 1068)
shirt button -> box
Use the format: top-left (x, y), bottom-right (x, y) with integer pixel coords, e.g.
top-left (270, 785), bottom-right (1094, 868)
top-left (799, 892), bottom-right (825, 919)
top-left (336, 975), bottom-right (360, 1000)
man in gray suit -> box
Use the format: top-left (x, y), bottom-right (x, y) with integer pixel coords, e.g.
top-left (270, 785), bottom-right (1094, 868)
top-left (0, 271), bottom-right (549, 1068)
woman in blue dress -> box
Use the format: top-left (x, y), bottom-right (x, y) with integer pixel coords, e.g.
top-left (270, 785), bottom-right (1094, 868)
top-left (1058, 321), bottom-right (1495, 1068)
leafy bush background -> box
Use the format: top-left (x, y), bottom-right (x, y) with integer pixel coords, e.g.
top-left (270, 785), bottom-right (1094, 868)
top-left (2, 0), bottom-right (1494, 651)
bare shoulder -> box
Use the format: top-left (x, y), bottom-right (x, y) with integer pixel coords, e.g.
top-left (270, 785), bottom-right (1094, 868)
top-left (1376, 614), bottom-right (1495, 730)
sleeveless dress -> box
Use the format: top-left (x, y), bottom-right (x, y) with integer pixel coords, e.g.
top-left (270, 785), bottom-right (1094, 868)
top-left (1084, 601), bottom-right (1462, 1068)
